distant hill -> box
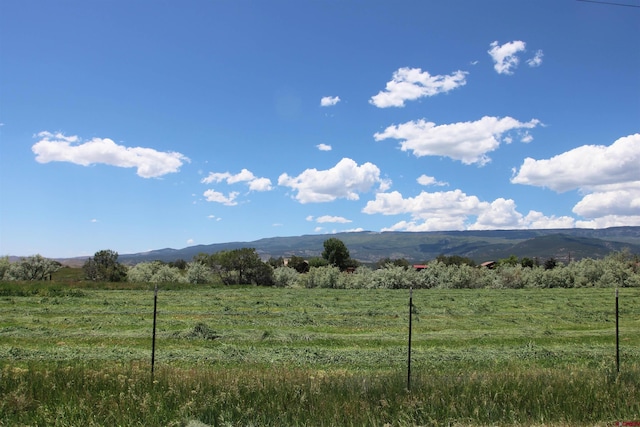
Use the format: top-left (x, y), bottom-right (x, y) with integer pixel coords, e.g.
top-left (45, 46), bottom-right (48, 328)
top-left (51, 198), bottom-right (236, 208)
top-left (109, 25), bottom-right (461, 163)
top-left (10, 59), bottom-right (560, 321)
top-left (95, 226), bottom-right (640, 266)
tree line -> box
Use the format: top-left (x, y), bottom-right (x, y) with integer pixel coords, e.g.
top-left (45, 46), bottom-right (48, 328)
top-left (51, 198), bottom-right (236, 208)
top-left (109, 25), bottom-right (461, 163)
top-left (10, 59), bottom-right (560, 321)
top-left (2, 239), bottom-right (639, 289)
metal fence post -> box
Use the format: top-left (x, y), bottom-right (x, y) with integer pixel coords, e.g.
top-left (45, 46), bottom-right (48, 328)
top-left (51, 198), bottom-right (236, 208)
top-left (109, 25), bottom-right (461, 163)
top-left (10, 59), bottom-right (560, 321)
top-left (407, 287), bottom-right (413, 391)
top-left (616, 288), bottom-right (619, 373)
top-left (151, 283), bottom-right (158, 382)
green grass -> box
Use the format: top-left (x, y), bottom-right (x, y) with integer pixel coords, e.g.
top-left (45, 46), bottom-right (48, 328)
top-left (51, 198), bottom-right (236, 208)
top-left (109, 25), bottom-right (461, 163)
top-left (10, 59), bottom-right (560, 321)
top-left (1, 284), bottom-right (639, 426)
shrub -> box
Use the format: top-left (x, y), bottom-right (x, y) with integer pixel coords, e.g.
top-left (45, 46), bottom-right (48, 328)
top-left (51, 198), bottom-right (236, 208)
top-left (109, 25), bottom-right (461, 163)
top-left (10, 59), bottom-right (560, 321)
top-left (273, 267), bottom-right (299, 288)
top-left (186, 262), bottom-right (214, 284)
top-left (127, 262), bottom-right (185, 284)
top-left (371, 265), bottom-right (412, 289)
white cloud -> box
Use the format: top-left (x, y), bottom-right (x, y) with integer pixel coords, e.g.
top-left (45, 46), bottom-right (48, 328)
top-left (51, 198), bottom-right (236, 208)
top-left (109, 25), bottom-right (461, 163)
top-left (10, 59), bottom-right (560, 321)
top-left (278, 158), bottom-right (387, 203)
top-left (374, 116), bottom-right (541, 165)
top-left (364, 189), bottom-right (576, 232)
top-left (315, 215), bottom-right (352, 224)
top-left (320, 96), bottom-right (341, 107)
top-left (520, 132), bottom-right (534, 143)
top-left (369, 67), bottom-right (468, 108)
top-left (417, 174), bottom-right (448, 187)
top-left (527, 49), bottom-right (544, 67)
top-left (248, 177), bottom-right (273, 192)
top-left (201, 172), bottom-right (231, 184)
top-left (32, 131), bottom-right (189, 178)
top-left (227, 168), bottom-right (256, 184)
top-left (187, 238), bottom-right (195, 245)
top-left (488, 40), bottom-right (526, 75)
top-left (572, 182), bottom-right (640, 218)
top-left (576, 215), bottom-right (640, 229)
top-left (306, 215), bottom-right (314, 221)
top-left (468, 199), bottom-right (574, 230)
top-left (363, 189), bottom-right (485, 219)
top-left (202, 168), bottom-right (273, 191)
top-left (522, 211), bottom-right (577, 229)
top-left (203, 190), bottom-right (239, 206)
top-left (468, 198), bottom-right (523, 229)
top-left (316, 143), bottom-right (332, 151)
top-left (344, 227), bottom-right (364, 233)
top-left (513, 134), bottom-right (640, 225)
top-left (512, 134), bottom-right (640, 193)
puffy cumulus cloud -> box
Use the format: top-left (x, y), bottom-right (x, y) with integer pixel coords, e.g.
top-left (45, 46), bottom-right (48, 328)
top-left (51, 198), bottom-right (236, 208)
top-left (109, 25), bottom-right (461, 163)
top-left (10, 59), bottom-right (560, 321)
top-left (315, 215), bottom-right (352, 224)
top-left (469, 199), bottom-right (576, 230)
top-left (369, 67), bottom-right (467, 108)
top-left (512, 133), bottom-right (640, 228)
top-left (576, 215), bottom-right (640, 229)
top-left (512, 134), bottom-right (640, 192)
top-left (248, 177), bottom-right (273, 192)
top-left (203, 190), bottom-right (239, 206)
top-left (32, 131), bottom-right (189, 178)
top-left (316, 143), bottom-right (332, 151)
top-left (201, 168), bottom-right (273, 191)
top-left (278, 157), bottom-right (389, 203)
top-left (343, 227), bottom-right (365, 233)
top-left (320, 96), bottom-right (340, 107)
top-left (521, 211), bottom-right (577, 229)
top-left (417, 174), bottom-right (448, 187)
top-left (362, 190), bottom-right (487, 229)
top-left (374, 116), bottom-right (540, 165)
top-left (527, 50), bottom-right (544, 68)
top-left (364, 190), bottom-right (575, 232)
top-left (488, 40), bottom-right (526, 75)
top-left (469, 198), bottom-right (524, 229)
top-left (572, 182), bottom-right (640, 218)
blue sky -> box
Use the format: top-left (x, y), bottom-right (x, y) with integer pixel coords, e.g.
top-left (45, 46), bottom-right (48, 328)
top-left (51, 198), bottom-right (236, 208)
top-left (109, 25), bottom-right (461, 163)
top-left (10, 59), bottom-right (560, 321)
top-left (1, 0), bottom-right (639, 258)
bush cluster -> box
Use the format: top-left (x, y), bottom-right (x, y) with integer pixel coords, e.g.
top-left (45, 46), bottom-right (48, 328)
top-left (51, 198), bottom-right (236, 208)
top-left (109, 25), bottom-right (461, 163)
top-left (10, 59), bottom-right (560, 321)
top-left (3, 248), bottom-right (638, 289)
top-left (271, 252), bottom-right (639, 289)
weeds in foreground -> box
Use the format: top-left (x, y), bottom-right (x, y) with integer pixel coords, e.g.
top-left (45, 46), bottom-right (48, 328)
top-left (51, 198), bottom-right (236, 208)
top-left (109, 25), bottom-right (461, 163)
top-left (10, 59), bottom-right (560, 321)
top-left (1, 362), bottom-right (638, 426)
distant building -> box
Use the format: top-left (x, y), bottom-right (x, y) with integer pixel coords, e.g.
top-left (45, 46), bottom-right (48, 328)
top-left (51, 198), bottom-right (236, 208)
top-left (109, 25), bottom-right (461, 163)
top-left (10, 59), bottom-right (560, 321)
top-left (413, 264), bottom-right (427, 271)
top-left (480, 261), bottom-right (497, 269)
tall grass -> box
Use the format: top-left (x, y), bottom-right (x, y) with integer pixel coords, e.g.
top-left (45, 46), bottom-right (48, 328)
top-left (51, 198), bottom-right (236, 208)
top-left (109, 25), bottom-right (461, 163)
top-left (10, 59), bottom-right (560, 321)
top-left (1, 285), bottom-right (639, 425)
top-left (1, 362), bottom-right (639, 426)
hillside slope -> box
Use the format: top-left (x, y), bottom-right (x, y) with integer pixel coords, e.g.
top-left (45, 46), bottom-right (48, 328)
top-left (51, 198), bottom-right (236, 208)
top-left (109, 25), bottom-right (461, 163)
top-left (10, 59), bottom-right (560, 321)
top-left (110, 226), bottom-right (640, 265)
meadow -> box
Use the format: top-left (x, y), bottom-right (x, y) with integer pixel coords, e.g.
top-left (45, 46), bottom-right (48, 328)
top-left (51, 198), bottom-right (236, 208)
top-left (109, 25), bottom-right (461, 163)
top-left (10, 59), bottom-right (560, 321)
top-left (1, 282), bottom-right (639, 426)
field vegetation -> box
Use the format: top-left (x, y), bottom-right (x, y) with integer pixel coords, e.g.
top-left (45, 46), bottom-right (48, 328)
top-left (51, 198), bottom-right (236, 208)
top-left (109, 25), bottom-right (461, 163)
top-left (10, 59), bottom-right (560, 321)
top-left (1, 279), bottom-right (639, 426)
top-left (2, 246), bottom-right (639, 425)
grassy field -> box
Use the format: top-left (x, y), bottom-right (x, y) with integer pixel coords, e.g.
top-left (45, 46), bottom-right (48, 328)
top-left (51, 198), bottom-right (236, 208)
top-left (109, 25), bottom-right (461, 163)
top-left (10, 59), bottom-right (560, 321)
top-left (1, 283), bottom-right (639, 426)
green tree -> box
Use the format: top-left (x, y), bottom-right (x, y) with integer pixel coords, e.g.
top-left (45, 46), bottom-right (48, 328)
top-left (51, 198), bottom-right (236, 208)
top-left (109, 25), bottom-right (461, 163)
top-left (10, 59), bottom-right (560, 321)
top-left (544, 257), bottom-right (558, 270)
top-left (267, 257), bottom-right (285, 269)
top-left (321, 238), bottom-right (352, 271)
top-left (520, 257), bottom-right (535, 268)
top-left (499, 255), bottom-right (519, 267)
top-left (287, 255), bottom-right (310, 273)
top-left (436, 254), bottom-right (476, 267)
top-left (308, 256), bottom-right (329, 268)
top-left (198, 248), bottom-right (274, 285)
top-left (83, 250), bottom-right (127, 282)
top-left (169, 259), bottom-right (188, 270)
top-left (376, 257), bottom-right (411, 270)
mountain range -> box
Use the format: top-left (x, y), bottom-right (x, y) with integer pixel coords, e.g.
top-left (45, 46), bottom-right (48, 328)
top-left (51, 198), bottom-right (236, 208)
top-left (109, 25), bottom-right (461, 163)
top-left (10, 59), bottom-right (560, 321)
top-left (99, 226), bottom-right (640, 266)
